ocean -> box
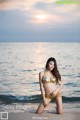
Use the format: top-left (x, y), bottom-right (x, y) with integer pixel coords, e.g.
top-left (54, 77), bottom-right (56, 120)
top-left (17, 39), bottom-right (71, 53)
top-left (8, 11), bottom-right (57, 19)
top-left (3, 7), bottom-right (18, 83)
top-left (0, 42), bottom-right (80, 104)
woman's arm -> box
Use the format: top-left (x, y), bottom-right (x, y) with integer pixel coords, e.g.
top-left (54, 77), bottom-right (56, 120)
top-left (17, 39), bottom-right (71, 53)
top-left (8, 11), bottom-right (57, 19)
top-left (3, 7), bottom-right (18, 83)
top-left (39, 72), bottom-right (45, 101)
top-left (56, 80), bottom-right (62, 92)
top-left (52, 80), bottom-right (62, 96)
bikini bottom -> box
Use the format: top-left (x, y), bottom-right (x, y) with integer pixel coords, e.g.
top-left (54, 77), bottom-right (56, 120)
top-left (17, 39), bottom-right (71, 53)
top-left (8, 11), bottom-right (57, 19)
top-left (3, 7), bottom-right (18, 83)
top-left (45, 92), bottom-right (61, 99)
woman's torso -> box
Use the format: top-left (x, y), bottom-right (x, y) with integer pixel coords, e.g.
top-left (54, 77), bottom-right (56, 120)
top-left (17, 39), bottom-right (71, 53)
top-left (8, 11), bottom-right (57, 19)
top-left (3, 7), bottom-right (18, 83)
top-left (41, 70), bottom-right (57, 95)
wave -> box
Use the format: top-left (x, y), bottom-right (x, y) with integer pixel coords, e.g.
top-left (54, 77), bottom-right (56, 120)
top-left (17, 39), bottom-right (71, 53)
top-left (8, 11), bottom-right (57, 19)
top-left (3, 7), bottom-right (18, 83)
top-left (0, 94), bottom-right (80, 104)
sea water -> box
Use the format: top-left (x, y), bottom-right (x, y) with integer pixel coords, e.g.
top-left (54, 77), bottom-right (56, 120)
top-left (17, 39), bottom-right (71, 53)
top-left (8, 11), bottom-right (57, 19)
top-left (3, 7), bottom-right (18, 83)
top-left (0, 42), bottom-right (80, 103)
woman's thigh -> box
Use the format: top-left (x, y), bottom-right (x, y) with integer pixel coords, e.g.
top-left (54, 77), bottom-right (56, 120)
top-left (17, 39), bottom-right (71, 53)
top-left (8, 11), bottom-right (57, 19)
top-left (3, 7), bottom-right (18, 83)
top-left (36, 97), bottom-right (51, 114)
top-left (40, 97), bottom-right (52, 108)
top-left (55, 94), bottom-right (63, 114)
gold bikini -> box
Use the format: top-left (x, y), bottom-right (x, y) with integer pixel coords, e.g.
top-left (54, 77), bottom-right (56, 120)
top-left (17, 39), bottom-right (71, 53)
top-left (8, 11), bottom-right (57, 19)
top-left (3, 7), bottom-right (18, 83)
top-left (42, 77), bottom-right (56, 84)
top-left (42, 76), bottom-right (61, 99)
top-left (45, 92), bottom-right (61, 99)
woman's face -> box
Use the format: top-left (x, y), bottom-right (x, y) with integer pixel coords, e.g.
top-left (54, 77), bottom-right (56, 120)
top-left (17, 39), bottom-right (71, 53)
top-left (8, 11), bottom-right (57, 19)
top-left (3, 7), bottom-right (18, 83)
top-left (48, 61), bottom-right (54, 71)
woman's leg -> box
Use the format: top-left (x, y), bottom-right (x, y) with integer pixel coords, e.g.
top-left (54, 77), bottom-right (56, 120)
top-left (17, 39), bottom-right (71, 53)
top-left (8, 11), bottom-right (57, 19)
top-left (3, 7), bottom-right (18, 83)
top-left (55, 94), bottom-right (63, 114)
top-left (36, 98), bottom-right (51, 114)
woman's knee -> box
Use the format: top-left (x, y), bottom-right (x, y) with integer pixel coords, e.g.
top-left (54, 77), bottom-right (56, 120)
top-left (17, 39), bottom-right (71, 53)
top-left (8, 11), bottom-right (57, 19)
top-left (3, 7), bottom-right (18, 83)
top-left (36, 110), bottom-right (40, 114)
top-left (56, 106), bottom-right (63, 114)
top-left (57, 110), bottom-right (63, 114)
top-left (36, 107), bottom-right (44, 114)
top-left (36, 110), bottom-right (43, 114)
top-left (36, 103), bottom-right (45, 114)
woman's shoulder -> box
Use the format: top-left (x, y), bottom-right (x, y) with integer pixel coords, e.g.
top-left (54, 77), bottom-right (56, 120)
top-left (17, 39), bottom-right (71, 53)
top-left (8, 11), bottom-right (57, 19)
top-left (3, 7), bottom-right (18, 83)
top-left (39, 71), bottom-right (45, 77)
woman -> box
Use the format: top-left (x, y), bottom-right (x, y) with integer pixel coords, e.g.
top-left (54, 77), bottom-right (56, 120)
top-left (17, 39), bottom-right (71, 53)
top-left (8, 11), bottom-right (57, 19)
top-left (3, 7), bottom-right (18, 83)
top-left (36, 57), bottom-right (63, 114)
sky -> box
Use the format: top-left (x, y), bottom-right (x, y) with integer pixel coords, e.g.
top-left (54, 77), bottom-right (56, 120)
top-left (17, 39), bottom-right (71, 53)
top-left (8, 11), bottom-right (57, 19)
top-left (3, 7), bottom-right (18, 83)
top-left (0, 0), bottom-right (80, 42)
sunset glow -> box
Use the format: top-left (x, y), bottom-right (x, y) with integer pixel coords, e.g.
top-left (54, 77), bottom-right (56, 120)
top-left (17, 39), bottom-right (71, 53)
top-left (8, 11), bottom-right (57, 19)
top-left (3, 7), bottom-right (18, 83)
top-left (34, 14), bottom-right (48, 24)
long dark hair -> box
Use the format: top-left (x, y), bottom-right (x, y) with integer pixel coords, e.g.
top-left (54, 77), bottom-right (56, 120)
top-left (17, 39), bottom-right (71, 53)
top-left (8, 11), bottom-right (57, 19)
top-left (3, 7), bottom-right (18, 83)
top-left (45, 57), bottom-right (61, 83)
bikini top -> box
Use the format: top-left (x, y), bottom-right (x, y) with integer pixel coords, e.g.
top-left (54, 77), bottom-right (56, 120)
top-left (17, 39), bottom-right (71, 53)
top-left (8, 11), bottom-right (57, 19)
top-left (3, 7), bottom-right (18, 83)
top-left (42, 76), bottom-right (56, 84)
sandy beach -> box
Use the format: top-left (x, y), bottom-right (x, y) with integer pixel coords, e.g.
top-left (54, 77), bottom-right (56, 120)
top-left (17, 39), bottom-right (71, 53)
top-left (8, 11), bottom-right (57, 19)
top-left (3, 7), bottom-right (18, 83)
top-left (7, 111), bottom-right (80, 120)
top-left (0, 103), bottom-right (80, 120)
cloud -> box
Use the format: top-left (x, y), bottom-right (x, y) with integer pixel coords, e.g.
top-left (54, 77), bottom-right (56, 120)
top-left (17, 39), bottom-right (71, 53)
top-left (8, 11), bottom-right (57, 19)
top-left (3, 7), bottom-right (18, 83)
top-left (0, 0), bottom-right (42, 10)
top-left (28, 10), bottom-right (63, 25)
top-left (33, 1), bottom-right (80, 24)
top-left (0, 0), bottom-right (80, 27)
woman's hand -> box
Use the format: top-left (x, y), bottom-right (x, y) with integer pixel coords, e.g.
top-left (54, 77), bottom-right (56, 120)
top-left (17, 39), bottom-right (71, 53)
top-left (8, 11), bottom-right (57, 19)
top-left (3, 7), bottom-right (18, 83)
top-left (51, 90), bottom-right (58, 97)
top-left (51, 80), bottom-right (62, 98)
